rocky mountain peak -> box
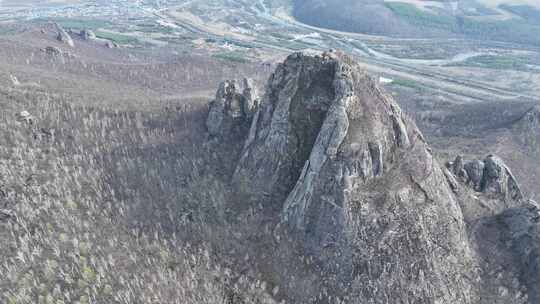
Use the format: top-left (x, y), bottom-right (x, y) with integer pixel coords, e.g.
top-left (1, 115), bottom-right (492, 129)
top-left (206, 51), bottom-right (537, 303)
top-left (233, 51), bottom-right (416, 207)
top-left (225, 51), bottom-right (479, 302)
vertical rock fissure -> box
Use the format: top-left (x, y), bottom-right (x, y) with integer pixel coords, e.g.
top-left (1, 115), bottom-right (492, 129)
top-left (281, 60), bottom-right (352, 229)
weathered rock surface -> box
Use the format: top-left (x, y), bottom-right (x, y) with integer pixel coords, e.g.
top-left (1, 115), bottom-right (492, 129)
top-left (232, 51), bottom-right (478, 303)
top-left (464, 159), bottom-right (485, 190)
top-left (513, 105), bottom-right (540, 155)
top-left (210, 51), bottom-right (537, 303)
top-left (484, 155), bottom-right (523, 200)
top-left (448, 155), bottom-right (523, 202)
top-left (473, 202), bottom-right (540, 304)
top-left (206, 78), bottom-right (258, 139)
top-left (55, 24), bottom-right (74, 47)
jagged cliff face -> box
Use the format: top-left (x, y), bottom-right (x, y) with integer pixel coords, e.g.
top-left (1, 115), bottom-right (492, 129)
top-left (233, 55), bottom-right (338, 206)
top-left (206, 52), bottom-right (538, 303)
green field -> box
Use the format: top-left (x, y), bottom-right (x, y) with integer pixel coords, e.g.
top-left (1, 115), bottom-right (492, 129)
top-left (49, 18), bottom-right (111, 30)
top-left (212, 52), bottom-right (249, 63)
top-left (384, 1), bottom-right (540, 46)
top-left (449, 55), bottom-right (530, 70)
top-left (384, 2), bottom-right (456, 31)
top-left (94, 30), bottom-right (139, 44)
top-left (389, 77), bottom-right (423, 89)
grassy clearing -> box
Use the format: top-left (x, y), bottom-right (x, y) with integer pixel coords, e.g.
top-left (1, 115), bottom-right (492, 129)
top-left (260, 38), bottom-right (312, 51)
top-left (499, 4), bottom-right (540, 24)
top-left (384, 1), bottom-right (540, 45)
top-left (94, 30), bottom-right (139, 44)
top-left (212, 52), bottom-right (249, 63)
top-left (384, 2), bottom-right (456, 31)
top-left (136, 22), bottom-right (175, 35)
top-left (389, 78), bottom-right (423, 89)
top-left (223, 38), bottom-right (255, 49)
top-left (449, 55), bottom-right (530, 70)
top-left (48, 18), bottom-right (111, 31)
top-left (0, 27), bottom-right (17, 36)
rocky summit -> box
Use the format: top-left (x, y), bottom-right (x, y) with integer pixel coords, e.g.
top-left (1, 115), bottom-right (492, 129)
top-left (207, 51), bottom-right (539, 303)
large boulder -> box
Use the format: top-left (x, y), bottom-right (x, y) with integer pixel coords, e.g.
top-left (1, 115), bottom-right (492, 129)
top-left (483, 155), bottom-right (523, 201)
top-left (448, 155), bottom-right (523, 202)
top-left (464, 159), bottom-right (485, 191)
top-left (80, 29), bottom-right (96, 40)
